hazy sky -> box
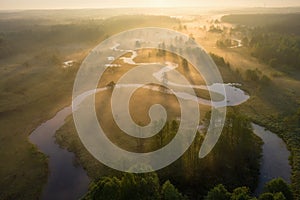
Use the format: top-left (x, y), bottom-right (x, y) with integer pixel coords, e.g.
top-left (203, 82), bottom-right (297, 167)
top-left (1, 0), bottom-right (299, 10)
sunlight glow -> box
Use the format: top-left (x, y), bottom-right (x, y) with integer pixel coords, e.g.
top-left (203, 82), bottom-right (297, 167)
top-left (0, 0), bottom-right (299, 10)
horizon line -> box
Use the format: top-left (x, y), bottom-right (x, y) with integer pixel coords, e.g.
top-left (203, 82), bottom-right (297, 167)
top-left (1, 5), bottom-right (300, 12)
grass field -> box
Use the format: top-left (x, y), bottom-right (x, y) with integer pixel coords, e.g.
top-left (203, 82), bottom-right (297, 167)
top-left (0, 14), bottom-right (180, 199)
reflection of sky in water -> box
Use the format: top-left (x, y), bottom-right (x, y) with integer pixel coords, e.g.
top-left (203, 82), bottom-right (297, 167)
top-left (252, 124), bottom-right (291, 195)
top-left (29, 106), bottom-right (90, 200)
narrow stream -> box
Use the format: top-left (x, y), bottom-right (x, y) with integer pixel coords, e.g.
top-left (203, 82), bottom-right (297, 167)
top-left (252, 123), bottom-right (291, 195)
top-left (29, 107), bottom-right (90, 200)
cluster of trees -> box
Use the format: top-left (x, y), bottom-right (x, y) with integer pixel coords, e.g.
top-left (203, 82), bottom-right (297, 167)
top-left (222, 14), bottom-right (300, 35)
top-left (84, 173), bottom-right (292, 200)
top-left (248, 31), bottom-right (300, 71)
top-left (209, 53), bottom-right (230, 67)
top-left (177, 24), bottom-right (187, 31)
top-left (206, 178), bottom-right (292, 200)
top-left (283, 108), bottom-right (300, 130)
top-left (221, 13), bottom-right (300, 199)
top-left (83, 172), bottom-right (187, 200)
top-left (209, 25), bottom-right (223, 33)
top-left (82, 110), bottom-right (264, 199)
top-left (0, 15), bottom-right (180, 59)
top-left (244, 69), bottom-right (271, 85)
top-left (198, 111), bottom-right (262, 189)
top-left (132, 110), bottom-right (263, 199)
top-left (221, 14), bottom-right (300, 73)
top-left (0, 23), bottom-right (105, 59)
top-left (157, 42), bottom-right (167, 57)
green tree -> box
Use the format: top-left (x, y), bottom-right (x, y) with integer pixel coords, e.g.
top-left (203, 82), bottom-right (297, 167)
top-left (231, 187), bottom-right (252, 200)
top-left (84, 177), bottom-right (121, 200)
top-left (135, 40), bottom-right (141, 48)
top-left (121, 173), bottom-right (160, 200)
top-left (245, 69), bottom-right (259, 81)
top-left (205, 184), bottom-right (231, 200)
top-left (259, 193), bottom-right (274, 200)
top-left (161, 180), bottom-right (186, 200)
top-left (260, 75), bottom-right (271, 85)
top-left (182, 58), bottom-right (189, 71)
top-left (274, 192), bottom-right (287, 200)
top-left (120, 173), bottom-right (139, 200)
top-left (258, 192), bottom-right (286, 200)
top-left (84, 172), bottom-right (161, 200)
top-left (264, 178), bottom-right (293, 200)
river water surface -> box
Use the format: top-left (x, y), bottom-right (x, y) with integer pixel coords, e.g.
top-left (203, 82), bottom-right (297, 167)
top-left (252, 123), bottom-right (291, 195)
top-left (29, 107), bottom-right (90, 200)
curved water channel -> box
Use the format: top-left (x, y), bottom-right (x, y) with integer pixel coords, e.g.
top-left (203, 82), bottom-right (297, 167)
top-left (29, 107), bottom-right (90, 200)
top-left (29, 46), bottom-right (290, 199)
top-left (252, 124), bottom-right (291, 195)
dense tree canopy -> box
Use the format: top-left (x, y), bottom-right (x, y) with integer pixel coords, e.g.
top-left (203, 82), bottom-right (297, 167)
top-left (249, 31), bottom-right (300, 71)
top-left (83, 173), bottom-right (186, 200)
top-left (84, 173), bottom-right (155, 200)
top-left (161, 180), bottom-right (187, 200)
top-left (264, 178), bottom-right (293, 200)
top-left (205, 184), bottom-right (231, 200)
top-left (205, 179), bottom-right (292, 200)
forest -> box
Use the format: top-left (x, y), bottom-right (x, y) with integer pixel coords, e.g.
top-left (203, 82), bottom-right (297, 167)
top-left (221, 13), bottom-right (300, 199)
top-left (56, 107), bottom-right (264, 199)
top-left (1, 8), bottom-right (299, 200)
top-left (222, 14), bottom-right (300, 75)
top-left (83, 174), bottom-right (292, 200)
top-left (248, 31), bottom-right (300, 72)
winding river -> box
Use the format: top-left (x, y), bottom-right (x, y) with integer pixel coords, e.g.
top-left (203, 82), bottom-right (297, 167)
top-left (252, 124), bottom-right (291, 195)
top-left (29, 106), bottom-right (90, 200)
top-left (29, 46), bottom-right (291, 199)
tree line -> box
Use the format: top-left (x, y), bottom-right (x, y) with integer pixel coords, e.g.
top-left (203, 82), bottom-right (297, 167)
top-left (83, 174), bottom-right (292, 200)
